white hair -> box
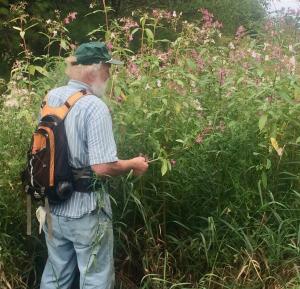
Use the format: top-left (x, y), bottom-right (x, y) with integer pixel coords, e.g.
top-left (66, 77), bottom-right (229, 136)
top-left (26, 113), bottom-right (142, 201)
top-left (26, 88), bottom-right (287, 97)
top-left (65, 56), bottom-right (103, 81)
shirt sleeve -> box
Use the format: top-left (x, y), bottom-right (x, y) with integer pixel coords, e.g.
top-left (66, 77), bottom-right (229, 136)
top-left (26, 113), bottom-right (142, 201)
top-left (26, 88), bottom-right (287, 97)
top-left (86, 97), bottom-right (118, 165)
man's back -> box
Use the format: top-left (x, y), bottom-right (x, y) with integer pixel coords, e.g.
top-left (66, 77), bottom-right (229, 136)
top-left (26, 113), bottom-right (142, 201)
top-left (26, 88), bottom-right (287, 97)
top-left (46, 79), bottom-right (117, 218)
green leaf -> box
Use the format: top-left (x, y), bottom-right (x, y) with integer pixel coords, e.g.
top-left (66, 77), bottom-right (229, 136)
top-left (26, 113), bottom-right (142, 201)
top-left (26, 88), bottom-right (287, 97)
top-left (266, 159), bottom-right (271, 170)
top-left (28, 65), bottom-right (35, 75)
top-left (34, 66), bottom-right (49, 77)
top-left (237, 77), bottom-right (244, 85)
top-left (296, 137), bottom-right (300, 144)
top-left (175, 79), bottom-right (184, 87)
top-left (60, 39), bottom-right (68, 50)
top-left (258, 114), bottom-right (268, 131)
top-left (145, 28), bottom-right (154, 41)
top-left (257, 69), bottom-right (263, 77)
top-left (131, 27), bottom-right (140, 35)
top-left (114, 86), bottom-right (121, 97)
top-left (262, 171), bottom-right (267, 189)
top-left (161, 159), bottom-right (168, 176)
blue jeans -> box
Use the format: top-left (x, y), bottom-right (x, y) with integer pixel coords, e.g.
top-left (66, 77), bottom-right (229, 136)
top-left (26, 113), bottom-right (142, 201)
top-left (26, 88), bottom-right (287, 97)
top-left (40, 210), bottom-right (114, 289)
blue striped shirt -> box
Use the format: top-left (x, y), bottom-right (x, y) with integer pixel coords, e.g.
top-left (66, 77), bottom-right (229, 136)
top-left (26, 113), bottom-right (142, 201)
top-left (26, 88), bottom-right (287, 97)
top-left (46, 80), bottom-right (118, 218)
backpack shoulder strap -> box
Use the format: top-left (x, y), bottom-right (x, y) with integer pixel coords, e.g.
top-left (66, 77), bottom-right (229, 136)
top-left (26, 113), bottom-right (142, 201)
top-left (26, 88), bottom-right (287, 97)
top-left (40, 89), bottom-right (88, 120)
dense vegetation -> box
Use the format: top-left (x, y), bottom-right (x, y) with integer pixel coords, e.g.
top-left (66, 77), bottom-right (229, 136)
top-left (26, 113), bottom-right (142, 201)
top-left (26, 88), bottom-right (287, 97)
top-left (0, 0), bottom-right (268, 79)
top-left (0, 1), bottom-right (300, 289)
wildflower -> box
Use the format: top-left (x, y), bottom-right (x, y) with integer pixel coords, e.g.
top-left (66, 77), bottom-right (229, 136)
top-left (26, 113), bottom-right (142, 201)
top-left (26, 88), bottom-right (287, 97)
top-left (199, 8), bottom-right (223, 30)
top-left (235, 25), bottom-right (246, 39)
top-left (70, 43), bottom-right (76, 50)
top-left (145, 83), bottom-right (151, 90)
top-left (251, 51), bottom-right (261, 61)
top-left (218, 68), bottom-right (228, 86)
top-left (120, 17), bottom-right (139, 32)
top-left (46, 19), bottom-right (51, 24)
top-left (199, 8), bottom-right (214, 28)
top-left (64, 11), bottom-right (77, 25)
top-left (152, 9), bottom-right (160, 18)
top-left (156, 49), bottom-right (171, 65)
top-left (190, 80), bottom-right (196, 88)
top-left (172, 11), bottom-right (177, 17)
top-left (107, 42), bottom-right (113, 50)
top-left (229, 42), bottom-right (235, 50)
top-left (191, 49), bottom-right (205, 71)
top-left (192, 99), bottom-right (203, 111)
top-left (265, 55), bottom-right (270, 61)
top-left (127, 61), bottom-right (139, 77)
top-left (52, 30), bottom-right (57, 37)
top-left (263, 43), bottom-right (270, 51)
top-left (170, 159), bottom-right (176, 166)
top-left (195, 126), bottom-right (213, 144)
top-left (214, 21), bottom-right (223, 29)
top-left (156, 79), bottom-right (162, 87)
top-left (4, 98), bottom-right (19, 108)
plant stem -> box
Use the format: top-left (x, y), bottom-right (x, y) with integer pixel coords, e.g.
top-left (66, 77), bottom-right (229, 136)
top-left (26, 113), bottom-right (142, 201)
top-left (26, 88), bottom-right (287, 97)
top-left (102, 0), bottom-right (109, 32)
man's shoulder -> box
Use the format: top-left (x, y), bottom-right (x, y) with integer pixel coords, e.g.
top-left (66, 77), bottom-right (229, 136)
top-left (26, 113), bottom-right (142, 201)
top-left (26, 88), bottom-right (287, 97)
top-left (47, 86), bottom-right (108, 112)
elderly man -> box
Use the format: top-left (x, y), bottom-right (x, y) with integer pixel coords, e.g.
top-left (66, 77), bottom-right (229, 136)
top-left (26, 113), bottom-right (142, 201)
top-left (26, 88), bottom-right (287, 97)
top-left (40, 42), bottom-right (148, 289)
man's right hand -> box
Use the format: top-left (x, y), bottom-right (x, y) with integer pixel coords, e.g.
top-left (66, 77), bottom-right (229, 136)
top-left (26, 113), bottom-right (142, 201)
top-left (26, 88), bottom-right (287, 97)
top-left (131, 156), bottom-right (149, 176)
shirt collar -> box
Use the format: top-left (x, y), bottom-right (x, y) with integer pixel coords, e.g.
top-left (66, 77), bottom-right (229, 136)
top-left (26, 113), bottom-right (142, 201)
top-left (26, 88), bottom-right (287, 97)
top-left (67, 79), bottom-right (92, 92)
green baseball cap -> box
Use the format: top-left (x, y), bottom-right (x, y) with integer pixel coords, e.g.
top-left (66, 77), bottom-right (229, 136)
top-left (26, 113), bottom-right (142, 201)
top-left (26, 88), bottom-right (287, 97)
top-left (73, 42), bottom-right (123, 65)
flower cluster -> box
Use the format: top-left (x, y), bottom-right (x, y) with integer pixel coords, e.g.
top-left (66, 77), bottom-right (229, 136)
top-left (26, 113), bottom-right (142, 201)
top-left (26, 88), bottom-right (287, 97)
top-left (152, 9), bottom-right (172, 20)
top-left (127, 59), bottom-right (140, 77)
top-left (152, 48), bottom-right (174, 66)
top-left (199, 8), bottom-right (223, 29)
top-left (119, 17), bottom-right (139, 42)
top-left (218, 68), bottom-right (229, 86)
top-left (120, 17), bottom-right (139, 31)
top-left (64, 11), bottom-right (77, 25)
top-left (191, 49), bottom-right (205, 71)
top-left (235, 25), bottom-right (246, 39)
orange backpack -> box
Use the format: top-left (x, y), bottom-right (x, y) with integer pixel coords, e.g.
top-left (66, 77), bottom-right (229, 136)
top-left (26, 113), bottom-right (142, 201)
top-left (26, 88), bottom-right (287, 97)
top-left (21, 90), bottom-right (87, 234)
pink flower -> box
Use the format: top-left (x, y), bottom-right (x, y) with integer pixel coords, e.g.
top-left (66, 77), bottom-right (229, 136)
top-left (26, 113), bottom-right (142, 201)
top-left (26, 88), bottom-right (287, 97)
top-left (191, 49), bottom-right (205, 71)
top-left (235, 25), bottom-right (246, 39)
top-left (120, 17), bottom-right (139, 32)
top-left (69, 12), bottom-right (77, 20)
top-left (64, 11), bottom-right (77, 25)
top-left (127, 61), bottom-right (140, 77)
top-left (170, 159), bottom-right (176, 166)
top-left (107, 42), bottom-right (113, 50)
top-left (152, 9), bottom-right (173, 21)
top-left (218, 68), bottom-right (229, 86)
top-left (199, 8), bottom-right (214, 28)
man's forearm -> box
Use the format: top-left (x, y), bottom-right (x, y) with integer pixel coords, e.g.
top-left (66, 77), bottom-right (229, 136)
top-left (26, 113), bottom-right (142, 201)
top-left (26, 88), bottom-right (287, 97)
top-left (91, 159), bottom-right (135, 177)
